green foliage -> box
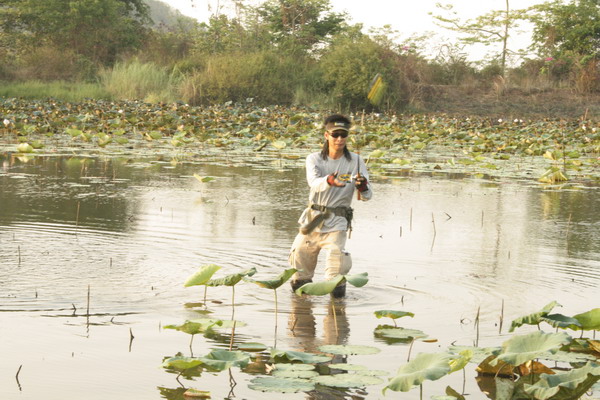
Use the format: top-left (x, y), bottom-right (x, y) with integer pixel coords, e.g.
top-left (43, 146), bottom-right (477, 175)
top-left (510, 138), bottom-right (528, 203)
top-left (317, 345), bottom-right (381, 355)
top-left (0, 81), bottom-right (109, 102)
top-left (270, 349), bottom-right (332, 364)
top-left (99, 60), bottom-right (182, 102)
top-left (383, 352), bottom-right (452, 393)
top-left (491, 331), bottom-right (572, 367)
top-left (569, 308), bottom-right (600, 331)
top-left (248, 377), bottom-right (315, 393)
top-left (206, 267), bottom-right (257, 287)
top-left (185, 265), bottom-right (222, 287)
top-left (524, 362), bottom-right (600, 400)
top-left (243, 268), bottom-right (297, 290)
top-left (509, 301), bottom-right (560, 332)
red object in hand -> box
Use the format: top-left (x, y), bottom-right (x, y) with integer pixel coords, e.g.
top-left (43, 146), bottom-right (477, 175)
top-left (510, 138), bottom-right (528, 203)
top-left (327, 173), bottom-right (337, 186)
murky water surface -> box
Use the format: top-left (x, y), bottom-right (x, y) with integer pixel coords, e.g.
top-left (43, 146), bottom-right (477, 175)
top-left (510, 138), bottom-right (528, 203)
top-left (1, 153), bottom-right (599, 400)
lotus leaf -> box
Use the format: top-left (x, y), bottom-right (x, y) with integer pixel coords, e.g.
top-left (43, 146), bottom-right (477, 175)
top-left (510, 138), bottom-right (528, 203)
top-left (449, 350), bottom-right (472, 374)
top-left (383, 352), bottom-right (452, 393)
top-left (328, 364), bottom-right (367, 371)
top-left (295, 275), bottom-right (344, 296)
top-left (164, 320), bottom-right (222, 335)
top-left (207, 267), bottom-right (256, 287)
top-left (248, 377), bottom-right (315, 393)
top-left (193, 174), bottom-right (215, 183)
top-left (162, 356), bottom-right (203, 371)
top-left (345, 272), bottom-right (369, 287)
top-left (509, 301), bottom-right (561, 332)
top-left (448, 345), bottom-right (500, 364)
top-left (317, 344), bottom-right (381, 355)
top-left (190, 318), bottom-right (245, 329)
top-left (197, 349), bottom-right (250, 371)
top-left (271, 140), bottom-right (287, 150)
top-left (16, 143), bottom-right (34, 153)
top-left (184, 265), bottom-right (221, 287)
top-left (541, 313), bottom-right (582, 329)
top-left (273, 369), bottom-right (319, 379)
top-left (524, 362), bottom-right (600, 400)
top-left (537, 350), bottom-right (598, 363)
top-left (271, 349), bottom-right (332, 364)
top-left (236, 342), bottom-right (267, 352)
top-left (313, 374), bottom-right (384, 387)
top-left (273, 363), bottom-right (315, 371)
top-left (375, 327), bottom-right (428, 340)
top-left (243, 268), bottom-right (297, 289)
top-left (570, 308), bottom-right (600, 331)
top-left (492, 331), bottom-right (572, 367)
top-left (353, 369), bottom-right (390, 377)
top-left (374, 310), bottom-right (415, 320)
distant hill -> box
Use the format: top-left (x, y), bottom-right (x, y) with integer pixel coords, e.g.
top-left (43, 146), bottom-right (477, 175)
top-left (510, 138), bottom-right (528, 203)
top-left (145, 0), bottom-right (198, 29)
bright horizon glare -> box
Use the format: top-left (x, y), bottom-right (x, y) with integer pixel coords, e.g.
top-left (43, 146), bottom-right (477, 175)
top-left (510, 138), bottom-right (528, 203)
top-left (162, 0), bottom-right (543, 63)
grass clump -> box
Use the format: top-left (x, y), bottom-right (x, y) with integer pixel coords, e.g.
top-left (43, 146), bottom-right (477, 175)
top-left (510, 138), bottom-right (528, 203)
top-left (0, 80), bottom-right (110, 102)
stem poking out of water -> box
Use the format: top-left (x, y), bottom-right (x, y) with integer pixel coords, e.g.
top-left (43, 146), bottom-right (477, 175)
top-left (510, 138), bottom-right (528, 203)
top-left (430, 213), bottom-right (436, 252)
top-left (475, 306), bottom-right (480, 347)
top-left (203, 285), bottom-right (207, 307)
top-left (229, 321), bottom-right (237, 351)
top-left (18, 245), bottom-right (21, 265)
top-left (410, 208), bottom-right (413, 231)
top-left (499, 299), bottom-right (504, 334)
top-left (407, 338), bottom-right (415, 361)
top-left (76, 201), bottom-right (81, 231)
top-left (16, 364), bottom-right (22, 391)
top-left (274, 289), bottom-right (279, 347)
top-left (481, 210), bottom-right (484, 228)
top-left (129, 328), bottom-right (135, 352)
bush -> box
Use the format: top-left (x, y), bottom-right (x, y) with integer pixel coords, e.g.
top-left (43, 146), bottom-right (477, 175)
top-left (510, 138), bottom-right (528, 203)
top-left (99, 59), bottom-right (183, 102)
top-left (12, 46), bottom-right (96, 81)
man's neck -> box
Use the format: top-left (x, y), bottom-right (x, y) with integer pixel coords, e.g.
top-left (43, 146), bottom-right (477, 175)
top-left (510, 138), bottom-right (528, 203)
top-left (328, 149), bottom-right (344, 160)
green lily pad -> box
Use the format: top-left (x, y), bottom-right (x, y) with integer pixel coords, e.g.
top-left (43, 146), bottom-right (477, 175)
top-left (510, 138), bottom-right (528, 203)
top-left (162, 356), bottom-right (203, 371)
top-left (271, 349), bottom-right (332, 364)
top-left (492, 331), bottom-right (572, 367)
top-left (236, 342), bottom-right (267, 352)
top-left (345, 272), bottom-right (369, 287)
top-left (164, 320), bottom-right (222, 335)
top-left (354, 369), bottom-right (390, 377)
top-left (447, 345), bottom-right (501, 364)
top-left (318, 345), bottom-right (381, 355)
top-left (509, 301), bottom-right (560, 332)
top-left (328, 364), bottom-right (367, 371)
top-left (207, 267), bottom-right (256, 287)
top-left (197, 349), bottom-right (250, 371)
top-left (244, 268), bottom-right (297, 290)
top-left (524, 362), bottom-right (600, 400)
top-left (570, 308), bottom-right (600, 331)
top-left (384, 352), bottom-right (452, 393)
top-left (16, 143), bottom-right (34, 153)
top-left (541, 313), bottom-right (582, 329)
top-left (375, 327), bottom-right (428, 340)
top-left (248, 377), bottom-right (315, 393)
top-left (536, 350), bottom-right (599, 363)
top-left (273, 369), bottom-right (320, 379)
top-left (374, 310), bottom-right (415, 320)
top-left (183, 388), bottom-right (211, 398)
top-left (184, 265), bottom-right (222, 287)
top-left (312, 374), bottom-right (383, 387)
top-left (449, 350), bottom-right (472, 374)
top-left (273, 363), bottom-right (316, 371)
top-left (295, 275), bottom-right (344, 296)
top-left (190, 318), bottom-right (245, 329)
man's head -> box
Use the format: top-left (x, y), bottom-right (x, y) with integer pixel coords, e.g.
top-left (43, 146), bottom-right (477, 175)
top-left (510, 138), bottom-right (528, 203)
top-left (322, 114), bottom-right (352, 160)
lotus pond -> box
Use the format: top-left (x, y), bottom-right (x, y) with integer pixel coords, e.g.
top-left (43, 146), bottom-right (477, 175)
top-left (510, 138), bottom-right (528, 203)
top-left (0, 101), bottom-right (599, 400)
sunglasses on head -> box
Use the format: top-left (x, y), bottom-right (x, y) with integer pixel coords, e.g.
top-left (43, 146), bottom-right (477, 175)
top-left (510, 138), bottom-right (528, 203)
top-left (329, 131), bottom-right (348, 139)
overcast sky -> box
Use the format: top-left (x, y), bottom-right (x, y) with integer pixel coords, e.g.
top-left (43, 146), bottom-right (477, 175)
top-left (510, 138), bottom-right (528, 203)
top-left (163, 0), bottom-right (543, 62)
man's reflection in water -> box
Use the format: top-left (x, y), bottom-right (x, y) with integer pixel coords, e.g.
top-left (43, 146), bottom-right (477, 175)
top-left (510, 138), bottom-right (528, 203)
top-left (289, 295), bottom-right (357, 400)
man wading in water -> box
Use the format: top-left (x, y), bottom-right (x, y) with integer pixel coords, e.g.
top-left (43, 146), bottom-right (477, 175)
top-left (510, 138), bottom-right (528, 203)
top-left (289, 114), bottom-right (373, 298)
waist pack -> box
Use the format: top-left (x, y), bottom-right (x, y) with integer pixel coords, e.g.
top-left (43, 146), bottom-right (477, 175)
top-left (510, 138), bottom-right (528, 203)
top-left (299, 204), bottom-right (353, 235)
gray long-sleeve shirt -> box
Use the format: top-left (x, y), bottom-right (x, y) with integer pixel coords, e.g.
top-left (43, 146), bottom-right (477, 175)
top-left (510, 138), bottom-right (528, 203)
top-left (298, 151), bottom-right (373, 232)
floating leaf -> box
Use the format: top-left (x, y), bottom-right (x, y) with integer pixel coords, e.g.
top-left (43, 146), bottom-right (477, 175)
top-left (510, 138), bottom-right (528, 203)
top-left (16, 143), bottom-right (34, 153)
top-left (162, 356), bottom-right (203, 371)
top-left (207, 267), bottom-right (256, 287)
top-left (273, 369), bottom-right (319, 379)
top-left (244, 268), bottom-right (297, 289)
top-left (384, 352), bottom-right (452, 393)
top-left (448, 346), bottom-right (501, 364)
top-left (271, 140), bottom-right (287, 150)
top-left (328, 364), bottom-right (367, 371)
top-left (509, 301), bottom-right (560, 332)
top-left (271, 349), bottom-right (332, 364)
top-left (354, 369), bottom-right (390, 377)
top-left (249, 377), bottom-right (315, 393)
top-left (536, 350), bottom-right (598, 363)
top-left (524, 362), bottom-right (600, 400)
top-left (184, 265), bottom-right (221, 287)
top-left (236, 342), bottom-right (267, 352)
top-left (374, 310), bottom-right (415, 320)
top-left (318, 345), bottom-right (380, 355)
top-left (375, 327), bottom-right (428, 341)
top-left (476, 355), bottom-right (516, 378)
top-left (273, 363), bottom-right (315, 371)
top-left (313, 374), bottom-right (384, 387)
top-left (197, 349), bottom-right (250, 371)
top-left (492, 331), bottom-right (572, 367)
top-left (190, 318), bottom-right (245, 329)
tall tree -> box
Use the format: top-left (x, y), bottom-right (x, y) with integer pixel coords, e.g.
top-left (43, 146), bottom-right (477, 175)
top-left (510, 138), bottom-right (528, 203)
top-left (0, 0), bottom-right (150, 65)
top-left (431, 1), bottom-right (528, 76)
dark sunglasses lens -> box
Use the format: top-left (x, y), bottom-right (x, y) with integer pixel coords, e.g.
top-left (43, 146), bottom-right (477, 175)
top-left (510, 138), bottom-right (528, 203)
top-left (331, 132), bottom-right (348, 138)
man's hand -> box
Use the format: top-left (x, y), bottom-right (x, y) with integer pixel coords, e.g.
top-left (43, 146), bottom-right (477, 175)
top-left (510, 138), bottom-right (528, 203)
top-left (327, 173), bottom-right (346, 187)
top-left (355, 174), bottom-right (368, 192)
